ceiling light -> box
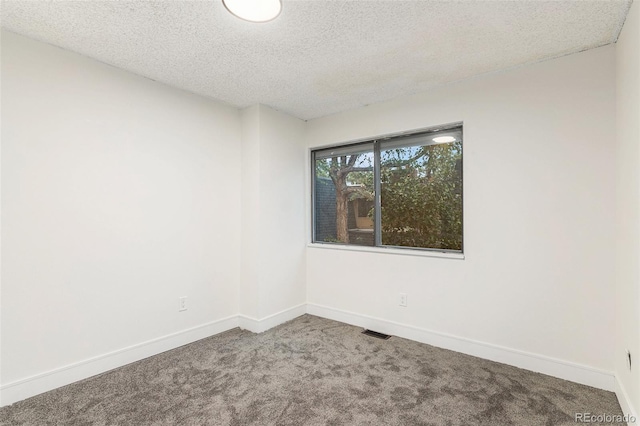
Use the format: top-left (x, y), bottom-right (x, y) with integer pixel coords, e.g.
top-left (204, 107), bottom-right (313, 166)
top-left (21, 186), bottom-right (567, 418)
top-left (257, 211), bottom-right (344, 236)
top-left (433, 136), bottom-right (456, 143)
top-left (222, 0), bottom-right (282, 23)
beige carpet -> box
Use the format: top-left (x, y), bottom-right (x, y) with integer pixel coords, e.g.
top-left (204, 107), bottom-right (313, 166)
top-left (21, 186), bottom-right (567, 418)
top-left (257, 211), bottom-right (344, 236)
top-left (0, 315), bottom-right (624, 425)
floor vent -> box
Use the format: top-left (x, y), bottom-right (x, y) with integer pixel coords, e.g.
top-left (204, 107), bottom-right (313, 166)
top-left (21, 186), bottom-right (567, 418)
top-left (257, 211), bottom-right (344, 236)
top-left (362, 329), bottom-right (392, 340)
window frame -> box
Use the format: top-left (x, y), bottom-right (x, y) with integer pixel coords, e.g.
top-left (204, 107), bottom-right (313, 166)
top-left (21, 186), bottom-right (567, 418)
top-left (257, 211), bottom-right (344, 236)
top-left (311, 122), bottom-right (464, 254)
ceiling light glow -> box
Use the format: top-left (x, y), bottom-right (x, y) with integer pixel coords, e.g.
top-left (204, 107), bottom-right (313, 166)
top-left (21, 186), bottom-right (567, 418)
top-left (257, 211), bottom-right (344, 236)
top-left (433, 136), bottom-right (456, 143)
top-left (222, 0), bottom-right (282, 23)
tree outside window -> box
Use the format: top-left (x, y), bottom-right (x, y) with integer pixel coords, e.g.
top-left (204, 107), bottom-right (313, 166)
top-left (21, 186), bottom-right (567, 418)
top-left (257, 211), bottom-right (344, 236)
top-left (313, 125), bottom-right (462, 252)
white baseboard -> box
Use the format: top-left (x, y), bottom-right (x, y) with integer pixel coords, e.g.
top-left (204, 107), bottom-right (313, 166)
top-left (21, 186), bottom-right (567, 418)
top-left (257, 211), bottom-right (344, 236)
top-left (1, 303), bottom-right (622, 410)
top-left (0, 315), bottom-right (239, 407)
top-left (1, 303), bottom-right (307, 407)
top-left (238, 303), bottom-right (307, 334)
top-left (615, 375), bottom-right (639, 425)
top-left (307, 303), bottom-right (616, 392)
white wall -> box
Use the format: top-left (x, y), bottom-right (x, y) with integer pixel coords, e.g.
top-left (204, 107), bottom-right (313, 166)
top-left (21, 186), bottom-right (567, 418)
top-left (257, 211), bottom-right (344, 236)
top-left (240, 105), bottom-right (306, 326)
top-left (306, 46), bottom-right (616, 378)
top-left (0, 17), bottom-right (628, 407)
top-left (240, 106), bottom-right (261, 320)
top-left (615, 0), bottom-right (640, 416)
top-left (1, 30), bottom-right (242, 399)
top-left (257, 106), bottom-right (306, 318)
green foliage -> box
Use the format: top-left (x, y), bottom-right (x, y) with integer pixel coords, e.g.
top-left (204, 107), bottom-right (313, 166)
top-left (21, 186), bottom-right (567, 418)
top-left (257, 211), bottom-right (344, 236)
top-left (314, 141), bottom-right (462, 250)
top-left (347, 166), bottom-right (374, 200)
top-left (316, 159), bottom-right (331, 178)
top-left (316, 155), bottom-right (375, 199)
top-left (380, 142), bottom-right (462, 250)
top-left (323, 236), bottom-right (340, 243)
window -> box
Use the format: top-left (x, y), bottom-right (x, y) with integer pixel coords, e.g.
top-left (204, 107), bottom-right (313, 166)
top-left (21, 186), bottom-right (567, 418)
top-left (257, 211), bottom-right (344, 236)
top-left (312, 124), bottom-right (463, 252)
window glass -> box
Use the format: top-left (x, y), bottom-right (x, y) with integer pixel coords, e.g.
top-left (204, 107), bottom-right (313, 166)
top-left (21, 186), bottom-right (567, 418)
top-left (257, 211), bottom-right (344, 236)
top-left (312, 125), bottom-right (463, 252)
top-left (380, 130), bottom-right (462, 250)
top-left (314, 143), bottom-right (375, 246)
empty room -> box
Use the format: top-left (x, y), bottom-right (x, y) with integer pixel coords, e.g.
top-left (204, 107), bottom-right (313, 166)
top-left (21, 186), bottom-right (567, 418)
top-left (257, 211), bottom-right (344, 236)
top-left (0, 0), bottom-right (639, 424)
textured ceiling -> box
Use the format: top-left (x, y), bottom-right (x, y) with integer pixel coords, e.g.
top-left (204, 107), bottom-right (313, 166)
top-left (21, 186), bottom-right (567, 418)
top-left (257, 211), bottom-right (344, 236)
top-left (1, 0), bottom-right (632, 120)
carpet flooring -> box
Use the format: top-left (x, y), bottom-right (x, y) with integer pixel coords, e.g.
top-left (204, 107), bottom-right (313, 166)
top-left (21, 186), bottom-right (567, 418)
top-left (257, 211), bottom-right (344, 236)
top-left (0, 315), bottom-right (624, 425)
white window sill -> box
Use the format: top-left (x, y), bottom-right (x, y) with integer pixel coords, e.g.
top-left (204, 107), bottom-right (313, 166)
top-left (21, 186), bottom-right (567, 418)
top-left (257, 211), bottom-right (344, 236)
top-left (307, 242), bottom-right (465, 260)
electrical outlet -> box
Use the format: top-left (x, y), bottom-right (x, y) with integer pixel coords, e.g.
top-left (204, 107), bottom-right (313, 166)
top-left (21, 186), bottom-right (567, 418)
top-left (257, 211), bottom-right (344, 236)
top-left (179, 296), bottom-right (188, 312)
top-left (627, 350), bottom-right (632, 371)
top-left (399, 293), bottom-right (408, 307)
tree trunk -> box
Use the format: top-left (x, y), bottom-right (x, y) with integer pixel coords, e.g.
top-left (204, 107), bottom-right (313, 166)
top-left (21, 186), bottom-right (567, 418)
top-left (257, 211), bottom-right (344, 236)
top-left (336, 191), bottom-right (349, 243)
